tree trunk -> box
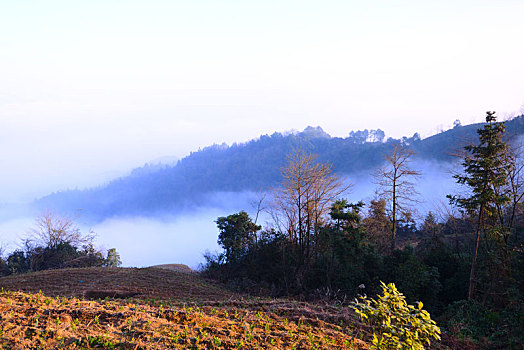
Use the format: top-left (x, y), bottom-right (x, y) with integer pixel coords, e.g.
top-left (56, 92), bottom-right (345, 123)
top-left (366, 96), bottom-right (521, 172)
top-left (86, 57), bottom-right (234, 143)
top-left (391, 182), bottom-right (397, 252)
top-left (468, 204), bottom-right (484, 300)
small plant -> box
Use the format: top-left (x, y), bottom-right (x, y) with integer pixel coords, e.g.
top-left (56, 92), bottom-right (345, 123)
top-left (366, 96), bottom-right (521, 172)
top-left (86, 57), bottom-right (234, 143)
top-left (86, 335), bottom-right (117, 349)
top-left (352, 281), bottom-right (441, 350)
top-left (245, 331), bottom-right (254, 342)
top-left (212, 336), bottom-right (222, 347)
top-left (172, 332), bottom-right (181, 343)
top-left (199, 328), bottom-right (208, 338)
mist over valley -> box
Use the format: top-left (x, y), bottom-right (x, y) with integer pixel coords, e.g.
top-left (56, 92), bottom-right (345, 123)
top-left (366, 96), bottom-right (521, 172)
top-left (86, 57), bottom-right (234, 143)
top-left (1, 117), bottom-right (522, 268)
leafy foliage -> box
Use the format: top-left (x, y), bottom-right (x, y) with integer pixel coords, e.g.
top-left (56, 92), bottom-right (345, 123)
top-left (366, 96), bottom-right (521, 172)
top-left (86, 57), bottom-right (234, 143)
top-left (216, 211), bottom-right (261, 264)
top-left (381, 248), bottom-right (442, 312)
top-left (5, 250), bottom-right (29, 274)
top-left (201, 116), bottom-right (523, 347)
top-left (442, 299), bottom-right (524, 349)
top-left (104, 248), bottom-right (122, 267)
top-left (352, 282), bottom-right (441, 350)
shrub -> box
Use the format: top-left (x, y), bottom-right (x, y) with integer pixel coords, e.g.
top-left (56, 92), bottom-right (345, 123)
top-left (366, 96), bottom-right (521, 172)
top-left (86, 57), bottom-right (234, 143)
top-left (381, 247), bottom-right (442, 311)
top-left (352, 281), bottom-right (441, 349)
top-left (6, 250), bottom-right (30, 274)
top-left (0, 257), bottom-right (10, 276)
top-left (27, 242), bottom-right (105, 270)
top-left (104, 248), bottom-right (122, 267)
top-left (441, 299), bottom-right (524, 349)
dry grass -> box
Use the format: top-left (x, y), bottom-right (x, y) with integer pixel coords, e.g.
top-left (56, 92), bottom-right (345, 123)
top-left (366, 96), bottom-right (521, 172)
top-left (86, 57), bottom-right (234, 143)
top-left (149, 264), bottom-right (194, 273)
top-left (0, 268), bottom-right (369, 349)
top-left (0, 267), bottom-right (234, 303)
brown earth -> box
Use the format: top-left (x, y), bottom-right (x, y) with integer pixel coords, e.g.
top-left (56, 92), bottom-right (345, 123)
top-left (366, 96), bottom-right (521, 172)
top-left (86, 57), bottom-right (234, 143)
top-left (0, 267), bottom-right (232, 303)
top-left (0, 267), bottom-right (370, 349)
top-left (150, 263), bottom-right (194, 273)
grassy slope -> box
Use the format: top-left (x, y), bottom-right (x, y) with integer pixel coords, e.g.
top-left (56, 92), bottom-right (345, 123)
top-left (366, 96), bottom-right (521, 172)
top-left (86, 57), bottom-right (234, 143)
top-left (0, 267), bottom-right (369, 349)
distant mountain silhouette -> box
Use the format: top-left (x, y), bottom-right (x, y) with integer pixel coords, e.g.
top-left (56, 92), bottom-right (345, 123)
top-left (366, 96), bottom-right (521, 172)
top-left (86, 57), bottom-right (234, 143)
top-left (35, 116), bottom-right (524, 221)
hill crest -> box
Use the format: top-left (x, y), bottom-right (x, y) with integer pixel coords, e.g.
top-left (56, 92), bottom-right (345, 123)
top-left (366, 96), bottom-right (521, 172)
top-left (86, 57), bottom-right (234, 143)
top-left (35, 116), bottom-right (524, 221)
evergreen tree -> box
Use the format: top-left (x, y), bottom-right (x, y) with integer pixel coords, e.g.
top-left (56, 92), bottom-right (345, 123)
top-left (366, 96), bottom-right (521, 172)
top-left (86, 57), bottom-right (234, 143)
top-left (104, 248), bottom-right (122, 267)
top-left (363, 199), bottom-right (390, 253)
top-left (448, 111), bottom-right (513, 300)
top-left (216, 211), bottom-right (261, 264)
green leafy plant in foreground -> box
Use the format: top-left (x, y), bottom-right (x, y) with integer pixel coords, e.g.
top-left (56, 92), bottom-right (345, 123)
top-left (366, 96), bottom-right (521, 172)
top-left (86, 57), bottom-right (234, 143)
top-left (352, 281), bottom-right (440, 349)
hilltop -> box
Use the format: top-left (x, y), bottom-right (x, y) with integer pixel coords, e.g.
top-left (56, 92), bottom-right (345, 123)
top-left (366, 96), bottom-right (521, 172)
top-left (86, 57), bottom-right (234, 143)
top-left (0, 267), bottom-right (233, 302)
top-left (35, 116), bottom-right (524, 221)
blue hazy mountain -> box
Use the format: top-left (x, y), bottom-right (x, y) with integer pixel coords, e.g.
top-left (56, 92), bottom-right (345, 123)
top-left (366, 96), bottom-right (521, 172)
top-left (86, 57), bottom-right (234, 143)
top-left (35, 116), bottom-right (524, 221)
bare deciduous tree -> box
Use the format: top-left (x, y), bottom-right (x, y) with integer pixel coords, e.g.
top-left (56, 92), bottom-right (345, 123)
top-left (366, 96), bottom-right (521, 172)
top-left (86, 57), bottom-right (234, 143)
top-left (374, 145), bottom-right (421, 251)
top-left (29, 211), bottom-right (95, 250)
top-left (270, 149), bottom-right (350, 283)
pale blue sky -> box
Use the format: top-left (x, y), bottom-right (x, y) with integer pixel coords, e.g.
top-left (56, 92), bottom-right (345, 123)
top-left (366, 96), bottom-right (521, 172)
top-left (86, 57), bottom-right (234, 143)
top-left (1, 0), bottom-right (524, 202)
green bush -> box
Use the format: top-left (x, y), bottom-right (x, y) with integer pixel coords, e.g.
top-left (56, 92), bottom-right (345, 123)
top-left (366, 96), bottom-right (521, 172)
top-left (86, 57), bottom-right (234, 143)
top-left (0, 257), bottom-right (10, 276)
top-left (6, 250), bottom-right (30, 274)
top-left (104, 248), bottom-right (122, 267)
top-left (352, 281), bottom-right (441, 349)
top-left (382, 247), bottom-right (442, 311)
top-left (441, 299), bottom-right (524, 349)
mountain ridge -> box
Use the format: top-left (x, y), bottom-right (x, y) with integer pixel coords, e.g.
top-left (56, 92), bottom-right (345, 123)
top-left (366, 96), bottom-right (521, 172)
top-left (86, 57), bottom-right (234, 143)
top-left (35, 115), bottom-right (524, 221)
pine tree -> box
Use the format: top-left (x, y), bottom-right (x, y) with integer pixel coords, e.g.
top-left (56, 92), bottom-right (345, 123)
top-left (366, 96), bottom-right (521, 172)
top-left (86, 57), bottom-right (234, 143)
top-left (448, 111), bottom-right (513, 300)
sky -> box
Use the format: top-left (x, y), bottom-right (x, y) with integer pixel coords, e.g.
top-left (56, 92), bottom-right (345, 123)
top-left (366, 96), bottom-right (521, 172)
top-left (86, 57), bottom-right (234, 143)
top-left (1, 0), bottom-right (524, 202)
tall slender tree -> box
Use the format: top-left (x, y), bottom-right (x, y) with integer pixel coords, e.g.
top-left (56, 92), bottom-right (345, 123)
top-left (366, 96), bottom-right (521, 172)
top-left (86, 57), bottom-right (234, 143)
top-left (374, 145), bottom-right (421, 251)
top-left (448, 111), bottom-right (513, 300)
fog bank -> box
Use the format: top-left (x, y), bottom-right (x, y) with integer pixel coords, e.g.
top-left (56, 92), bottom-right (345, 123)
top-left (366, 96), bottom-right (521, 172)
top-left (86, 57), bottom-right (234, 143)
top-left (0, 161), bottom-right (463, 268)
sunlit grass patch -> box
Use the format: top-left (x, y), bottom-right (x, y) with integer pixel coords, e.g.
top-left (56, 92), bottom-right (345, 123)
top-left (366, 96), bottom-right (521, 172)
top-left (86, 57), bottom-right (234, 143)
top-left (0, 287), bottom-right (368, 349)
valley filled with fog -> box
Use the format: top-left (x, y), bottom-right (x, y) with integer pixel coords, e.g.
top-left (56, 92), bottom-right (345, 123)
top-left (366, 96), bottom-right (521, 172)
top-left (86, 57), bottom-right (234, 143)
top-left (0, 159), bottom-right (461, 269)
top-left (1, 122), bottom-right (522, 269)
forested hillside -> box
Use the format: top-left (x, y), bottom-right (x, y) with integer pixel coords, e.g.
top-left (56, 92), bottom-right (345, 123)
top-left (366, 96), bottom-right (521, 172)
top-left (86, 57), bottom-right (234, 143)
top-left (36, 116), bottom-right (524, 220)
